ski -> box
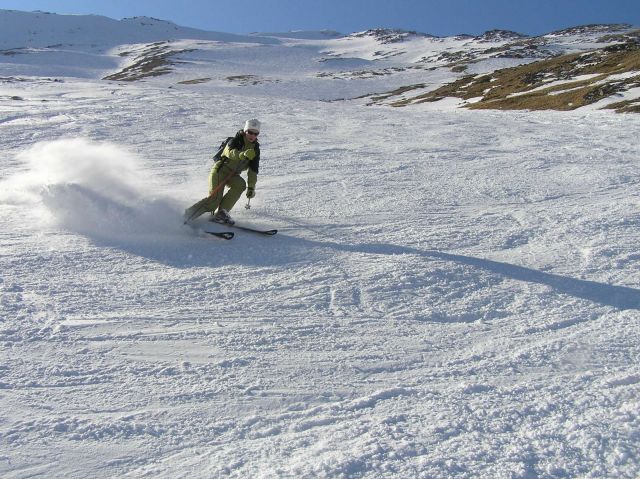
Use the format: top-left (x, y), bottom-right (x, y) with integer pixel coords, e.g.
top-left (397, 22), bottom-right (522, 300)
top-left (204, 231), bottom-right (235, 240)
top-left (208, 216), bottom-right (277, 235)
top-left (186, 221), bottom-right (235, 240)
top-left (228, 224), bottom-right (277, 235)
top-left (211, 221), bottom-right (277, 235)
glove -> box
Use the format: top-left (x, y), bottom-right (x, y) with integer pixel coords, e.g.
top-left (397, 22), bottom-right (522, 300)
top-left (246, 187), bottom-right (256, 199)
top-left (240, 149), bottom-right (256, 161)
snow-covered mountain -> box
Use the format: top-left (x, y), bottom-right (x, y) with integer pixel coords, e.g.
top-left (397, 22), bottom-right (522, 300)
top-left (0, 9), bottom-right (276, 49)
top-left (1, 9), bottom-right (640, 479)
top-left (1, 10), bottom-right (638, 110)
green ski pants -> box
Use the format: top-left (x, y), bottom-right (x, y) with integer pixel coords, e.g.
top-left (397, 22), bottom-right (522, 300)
top-left (183, 164), bottom-right (247, 222)
top-left (207, 165), bottom-right (247, 213)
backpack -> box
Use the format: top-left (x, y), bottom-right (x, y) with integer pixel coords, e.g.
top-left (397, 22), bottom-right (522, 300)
top-left (212, 137), bottom-right (233, 162)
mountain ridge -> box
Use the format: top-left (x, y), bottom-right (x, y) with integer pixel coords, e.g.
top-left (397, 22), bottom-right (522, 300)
top-left (0, 9), bottom-right (278, 50)
top-left (1, 9), bottom-right (638, 112)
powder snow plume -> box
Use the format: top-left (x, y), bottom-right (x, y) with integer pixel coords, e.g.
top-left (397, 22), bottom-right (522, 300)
top-left (1, 138), bottom-right (183, 240)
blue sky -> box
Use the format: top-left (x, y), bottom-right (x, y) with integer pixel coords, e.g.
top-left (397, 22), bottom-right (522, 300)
top-left (1, 0), bottom-right (638, 36)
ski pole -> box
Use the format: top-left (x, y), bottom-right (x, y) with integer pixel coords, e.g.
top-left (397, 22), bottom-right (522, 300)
top-left (245, 197), bottom-right (251, 210)
top-left (209, 168), bottom-right (237, 198)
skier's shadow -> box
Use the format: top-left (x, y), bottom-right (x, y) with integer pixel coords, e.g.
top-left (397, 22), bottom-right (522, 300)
top-left (285, 235), bottom-right (640, 311)
top-left (91, 217), bottom-right (640, 310)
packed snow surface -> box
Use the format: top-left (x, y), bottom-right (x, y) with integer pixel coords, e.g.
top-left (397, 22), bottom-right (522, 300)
top-left (1, 10), bottom-right (640, 479)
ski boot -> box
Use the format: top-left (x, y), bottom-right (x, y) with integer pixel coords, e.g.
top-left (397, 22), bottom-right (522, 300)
top-left (211, 208), bottom-right (235, 225)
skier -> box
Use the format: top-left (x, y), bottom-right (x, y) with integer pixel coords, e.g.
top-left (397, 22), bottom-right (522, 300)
top-left (184, 119), bottom-right (261, 225)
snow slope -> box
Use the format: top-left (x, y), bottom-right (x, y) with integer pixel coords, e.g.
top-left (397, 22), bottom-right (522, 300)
top-left (0, 9), bottom-right (276, 49)
top-left (1, 10), bottom-right (640, 479)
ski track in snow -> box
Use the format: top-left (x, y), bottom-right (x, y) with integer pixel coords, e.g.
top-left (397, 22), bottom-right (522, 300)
top-left (1, 28), bottom-right (640, 479)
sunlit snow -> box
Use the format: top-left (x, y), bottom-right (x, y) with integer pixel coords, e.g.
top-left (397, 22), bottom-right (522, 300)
top-left (1, 10), bottom-right (639, 479)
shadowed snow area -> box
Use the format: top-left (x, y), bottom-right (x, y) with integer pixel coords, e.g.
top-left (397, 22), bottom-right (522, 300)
top-left (1, 10), bottom-right (640, 479)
